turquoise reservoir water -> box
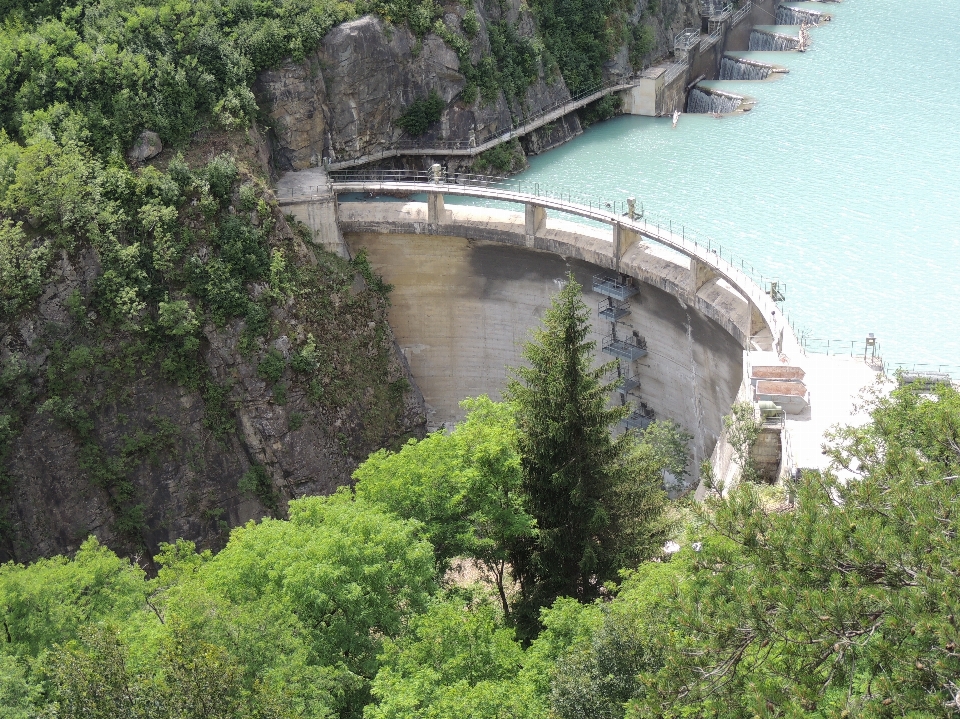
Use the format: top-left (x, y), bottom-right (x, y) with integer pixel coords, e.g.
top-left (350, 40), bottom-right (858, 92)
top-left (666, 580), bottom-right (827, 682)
top-left (509, 0), bottom-right (960, 370)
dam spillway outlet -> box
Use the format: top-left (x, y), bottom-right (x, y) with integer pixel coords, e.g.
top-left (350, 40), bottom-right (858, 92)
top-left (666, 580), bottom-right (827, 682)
top-left (687, 88), bottom-right (748, 115)
top-left (720, 56), bottom-right (774, 81)
top-left (776, 5), bottom-right (831, 25)
top-left (749, 29), bottom-right (801, 51)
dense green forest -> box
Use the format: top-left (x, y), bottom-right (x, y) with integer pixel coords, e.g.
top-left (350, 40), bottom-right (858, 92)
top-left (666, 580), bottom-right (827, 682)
top-left (2, 278), bottom-right (959, 717)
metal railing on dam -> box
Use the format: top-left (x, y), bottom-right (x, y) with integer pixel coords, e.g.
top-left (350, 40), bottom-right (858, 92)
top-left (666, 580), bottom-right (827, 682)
top-left (321, 77), bottom-right (642, 171)
top-left (279, 169), bottom-right (799, 354)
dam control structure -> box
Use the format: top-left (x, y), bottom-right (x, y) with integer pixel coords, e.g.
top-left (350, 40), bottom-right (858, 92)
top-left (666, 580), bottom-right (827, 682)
top-left (277, 166), bottom-right (801, 495)
top-left (273, 1), bottom-right (911, 496)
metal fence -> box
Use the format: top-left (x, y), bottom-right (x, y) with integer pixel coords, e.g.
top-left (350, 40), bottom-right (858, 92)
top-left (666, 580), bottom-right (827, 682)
top-left (884, 362), bottom-right (960, 379)
top-left (798, 337), bottom-right (957, 383)
top-left (700, 26), bottom-right (724, 51)
top-left (663, 61), bottom-right (688, 85)
top-left (702, 0), bottom-right (733, 19)
top-left (322, 170), bottom-right (958, 378)
top-left (799, 338), bottom-right (871, 358)
top-left (674, 28), bottom-right (701, 54)
top-left (732, 0), bottom-right (753, 25)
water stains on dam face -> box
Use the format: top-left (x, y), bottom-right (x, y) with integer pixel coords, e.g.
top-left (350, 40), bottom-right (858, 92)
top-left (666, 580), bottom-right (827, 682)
top-left (343, 227), bottom-right (744, 494)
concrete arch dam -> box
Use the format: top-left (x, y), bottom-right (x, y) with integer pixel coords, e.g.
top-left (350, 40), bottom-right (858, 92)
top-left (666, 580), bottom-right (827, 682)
top-left (278, 172), bottom-right (797, 492)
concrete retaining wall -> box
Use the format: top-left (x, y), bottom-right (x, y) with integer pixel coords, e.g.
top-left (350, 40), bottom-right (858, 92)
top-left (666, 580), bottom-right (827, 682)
top-left (662, 70), bottom-right (689, 115)
top-left (688, 39), bottom-right (723, 85)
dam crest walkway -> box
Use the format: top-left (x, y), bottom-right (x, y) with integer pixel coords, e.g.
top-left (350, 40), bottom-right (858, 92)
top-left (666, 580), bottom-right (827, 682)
top-left (277, 168), bottom-right (797, 355)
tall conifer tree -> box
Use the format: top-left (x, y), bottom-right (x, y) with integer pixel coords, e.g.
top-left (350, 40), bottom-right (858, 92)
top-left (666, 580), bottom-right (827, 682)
top-left (507, 274), bottom-right (669, 632)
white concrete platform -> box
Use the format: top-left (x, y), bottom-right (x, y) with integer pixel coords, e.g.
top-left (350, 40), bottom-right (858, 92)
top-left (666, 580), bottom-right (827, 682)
top-left (749, 350), bottom-right (887, 474)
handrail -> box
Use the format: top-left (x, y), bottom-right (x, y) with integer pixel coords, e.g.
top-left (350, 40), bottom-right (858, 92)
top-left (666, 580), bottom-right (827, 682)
top-left (663, 61), bottom-right (688, 84)
top-left (702, 0), bottom-right (733, 18)
top-left (732, 0), bottom-right (752, 26)
top-left (295, 173), bottom-right (798, 353)
top-left (884, 362), bottom-right (960, 380)
top-left (322, 76), bottom-right (639, 171)
top-left (700, 26), bottom-right (723, 51)
top-left (674, 28), bottom-right (701, 53)
top-left (285, 168), bottom-right (793, 300)
top-left (288, 172), bottom-right (956, 375)
top-left (798, 337), bottom-right (957, 382)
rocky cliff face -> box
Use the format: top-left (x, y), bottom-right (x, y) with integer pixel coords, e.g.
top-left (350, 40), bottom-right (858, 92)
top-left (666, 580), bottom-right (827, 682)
top-left (255, 0), bottom-right (583, 172)
top-left (0, 130), bottom-right (425, 565)
top-left (0, 0), bottom-right (704, 567)
top-left (255, 0), bottom-right (702, 173)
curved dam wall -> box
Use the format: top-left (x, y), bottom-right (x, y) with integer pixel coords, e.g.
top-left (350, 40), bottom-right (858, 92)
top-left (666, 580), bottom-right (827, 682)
top-left (337, 201), bottom-right (750, 492)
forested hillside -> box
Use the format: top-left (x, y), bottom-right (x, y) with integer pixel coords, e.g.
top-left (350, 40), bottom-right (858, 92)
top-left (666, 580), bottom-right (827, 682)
top-left (2, 292), bottom-right (957, 716)
top-left (6, 1), bottom-right (957, 717)
top-left (0, 0), bottom-right (696, 560)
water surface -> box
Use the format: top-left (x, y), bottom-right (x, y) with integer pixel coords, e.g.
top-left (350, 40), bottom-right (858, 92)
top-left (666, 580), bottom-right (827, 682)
top-left (509, 0), bottom-right (960, 370)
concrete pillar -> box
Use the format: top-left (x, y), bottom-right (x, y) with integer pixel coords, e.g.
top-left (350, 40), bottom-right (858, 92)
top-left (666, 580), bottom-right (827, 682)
top-left (613, 223), bottom-right (642, 268)
top-left (525, 204), bottom-right (547, 236)
top-left (749, 302), bottom-right (769, 337)
top-left (428, 193), bottom-right (445, 225)
top-left (690, 259), bottom-right (719, 295)
top-left (622, 68), bottom-right (665, 116)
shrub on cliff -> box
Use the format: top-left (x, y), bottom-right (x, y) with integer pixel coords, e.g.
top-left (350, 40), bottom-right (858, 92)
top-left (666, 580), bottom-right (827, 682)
top-left (393, 90), bottom-right (445, 136)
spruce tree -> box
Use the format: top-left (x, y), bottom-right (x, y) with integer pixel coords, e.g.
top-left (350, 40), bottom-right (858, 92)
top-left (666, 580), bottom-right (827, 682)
top-left (506, 274), bottom-right (669, 632)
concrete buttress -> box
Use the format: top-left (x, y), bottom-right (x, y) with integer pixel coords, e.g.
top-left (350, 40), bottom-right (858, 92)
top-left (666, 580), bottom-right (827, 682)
top-left (691, 258), bottom-right (720, 294)
top-left (427, 192), bottom-right (445, 225)
top-left (525, 204), bottom-right (547, 237)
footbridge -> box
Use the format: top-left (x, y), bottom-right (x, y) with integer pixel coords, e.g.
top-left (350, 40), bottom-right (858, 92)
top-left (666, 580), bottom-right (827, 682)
top-left (323, 77), bottom-right (646, 171)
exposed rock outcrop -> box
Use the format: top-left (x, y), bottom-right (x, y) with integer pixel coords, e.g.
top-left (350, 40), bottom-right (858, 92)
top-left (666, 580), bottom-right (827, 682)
top-left (0, 137), bottom-right (426, 565)
top-left (255, 1), bottom-right (583, 172)
top-left (127, 130), bottom-right (163, 164)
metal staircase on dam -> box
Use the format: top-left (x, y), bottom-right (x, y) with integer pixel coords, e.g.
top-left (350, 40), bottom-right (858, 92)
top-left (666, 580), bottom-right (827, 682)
top-left (603, 335), bottom-right (648, 362)
top-left (593, 275), bottom-right (639, 301)
top-left (593, 274), bottom-right (656, 429)
top-left (624, 403), bottom-right (656, 431)
top-left (598, 297), bottom-right (631, 323)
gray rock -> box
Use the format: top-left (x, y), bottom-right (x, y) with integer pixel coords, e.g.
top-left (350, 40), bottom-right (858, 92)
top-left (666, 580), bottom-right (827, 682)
top-left (0, 207), bottom-right (426, 565)
top-left (127, 130), bottom-right (163, 163)
top-left (255, 5), bottom-right (582, 172)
